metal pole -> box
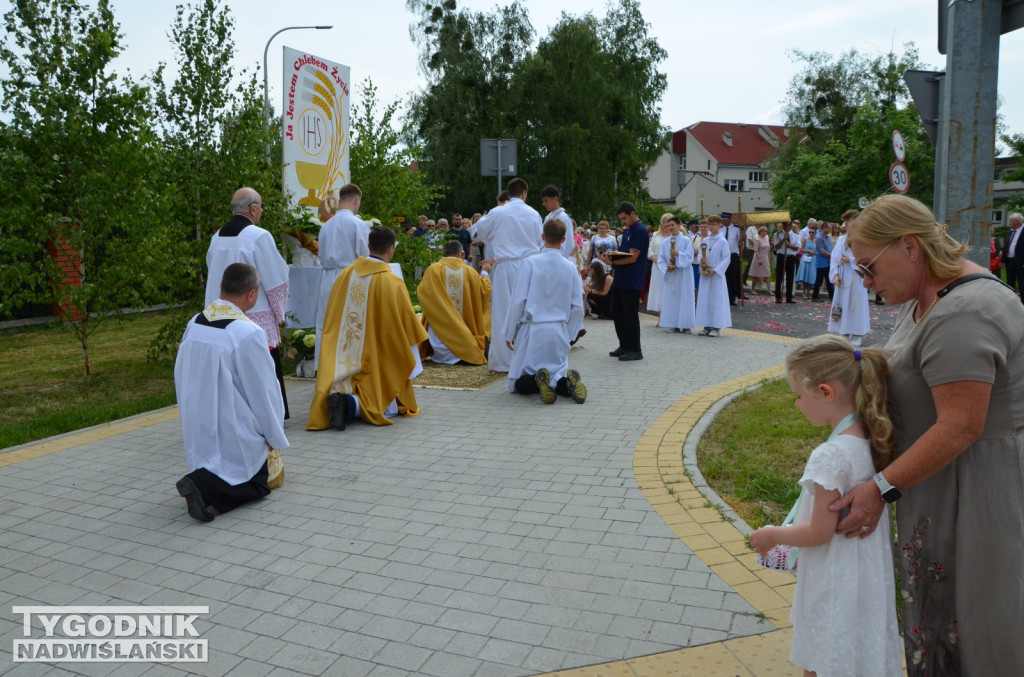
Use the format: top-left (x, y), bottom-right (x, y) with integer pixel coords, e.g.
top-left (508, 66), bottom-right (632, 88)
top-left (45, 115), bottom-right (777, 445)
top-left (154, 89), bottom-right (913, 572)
top-left (262, 25), bottom-right (333, 162)
top-left (936, 0), bottom-right (1000, 265)
top-left (496, 140), bottom-right (502, 198)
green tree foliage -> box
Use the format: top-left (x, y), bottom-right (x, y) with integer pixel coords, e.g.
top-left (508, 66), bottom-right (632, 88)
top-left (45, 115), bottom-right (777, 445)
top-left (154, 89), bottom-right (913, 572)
top-left (406, 0), bottom-right (534, 214)
top-left (0, 0), bottom-right (170, 374)
top-left (768, 44), bottom-right (934, 219)
top-left (152, 0), bottom-right (286, 303)
top-left (406, 0), bottom-right (668, 220)
top-left (1001, 132), bottom-right (1024, 216)
top-left (510, 2), bottom-right (668, 221)
top-left (349, 77), bottom-right (445, 228)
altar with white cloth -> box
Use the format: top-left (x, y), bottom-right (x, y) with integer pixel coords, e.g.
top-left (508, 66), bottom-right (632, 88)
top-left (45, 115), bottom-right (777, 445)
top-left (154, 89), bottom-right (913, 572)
top-left (285, 265), bottom-right (321, 328)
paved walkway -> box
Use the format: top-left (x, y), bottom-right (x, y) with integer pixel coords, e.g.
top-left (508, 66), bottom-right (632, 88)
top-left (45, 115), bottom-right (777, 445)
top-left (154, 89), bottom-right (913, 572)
top-left (1, 315), bottom-right (806, 676)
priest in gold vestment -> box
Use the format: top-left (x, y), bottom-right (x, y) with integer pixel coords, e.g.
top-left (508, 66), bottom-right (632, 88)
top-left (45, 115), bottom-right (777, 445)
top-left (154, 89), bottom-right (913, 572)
top-left (418, 240), bottom-right (493, 365)
top-left (308, 227), bottom-right (428, 429)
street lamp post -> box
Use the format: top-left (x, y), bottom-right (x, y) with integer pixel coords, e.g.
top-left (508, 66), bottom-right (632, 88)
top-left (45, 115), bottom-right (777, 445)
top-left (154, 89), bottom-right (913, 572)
top-left (262, 25), bottom-right (333, 161)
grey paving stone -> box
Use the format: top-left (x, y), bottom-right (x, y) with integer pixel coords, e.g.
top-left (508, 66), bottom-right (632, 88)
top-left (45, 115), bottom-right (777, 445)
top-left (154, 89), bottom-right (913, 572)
top-left (418, 651), bottom-right (482, 677)
top-left (0, 319), bottom-right (795, 676)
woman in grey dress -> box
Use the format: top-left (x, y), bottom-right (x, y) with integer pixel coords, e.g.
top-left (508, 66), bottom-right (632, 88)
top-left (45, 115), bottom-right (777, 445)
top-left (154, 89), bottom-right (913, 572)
top-left (830, 194), bottom-right (1024, 676)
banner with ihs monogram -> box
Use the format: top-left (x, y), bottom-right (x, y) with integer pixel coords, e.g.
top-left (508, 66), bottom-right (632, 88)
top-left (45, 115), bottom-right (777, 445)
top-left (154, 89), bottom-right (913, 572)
top-left (282, 46), bottom-right (350, 210)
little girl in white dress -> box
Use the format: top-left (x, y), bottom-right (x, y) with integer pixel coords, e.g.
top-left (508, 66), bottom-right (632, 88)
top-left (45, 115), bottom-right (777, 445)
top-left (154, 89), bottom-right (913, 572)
top-left (751, 335), bottom-right (902, 676)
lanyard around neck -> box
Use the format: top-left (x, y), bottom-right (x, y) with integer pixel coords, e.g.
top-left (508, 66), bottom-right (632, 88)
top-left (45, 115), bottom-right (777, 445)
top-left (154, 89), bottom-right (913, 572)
top-left (827, 412), bottom-right (860, 441)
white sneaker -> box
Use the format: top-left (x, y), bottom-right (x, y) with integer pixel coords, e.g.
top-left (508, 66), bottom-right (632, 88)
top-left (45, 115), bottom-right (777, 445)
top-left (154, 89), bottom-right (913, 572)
top-left (850, 335), bottom-right (863, 346)
top-left (700, 327), bottom-right (711, 336)
top-left (709, 329), bottom-right (720, 338)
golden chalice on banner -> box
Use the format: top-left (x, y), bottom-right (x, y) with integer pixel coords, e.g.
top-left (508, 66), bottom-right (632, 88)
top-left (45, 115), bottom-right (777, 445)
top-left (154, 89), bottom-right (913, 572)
top-left (294, 161), bottom-right (328, 207)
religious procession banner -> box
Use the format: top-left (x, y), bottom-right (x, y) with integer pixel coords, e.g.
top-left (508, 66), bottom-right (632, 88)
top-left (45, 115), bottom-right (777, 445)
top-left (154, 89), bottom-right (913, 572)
top-left (281, 46), bottom-right (350, 210)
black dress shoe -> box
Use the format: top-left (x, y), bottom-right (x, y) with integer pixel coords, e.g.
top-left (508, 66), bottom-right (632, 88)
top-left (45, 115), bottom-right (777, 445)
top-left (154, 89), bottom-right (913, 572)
top-left (618, 352), bottom-right (643, 361)
top-left (327, 392), bottom-right (355, 430)
top-left (609, 347), bottom-right (625, 357)
top-left (176, 477), bottom-right (214, 522)
top-left (775, 299), bottom-right (782, 304)
top-left (785, 299), bottom-right (797, 304)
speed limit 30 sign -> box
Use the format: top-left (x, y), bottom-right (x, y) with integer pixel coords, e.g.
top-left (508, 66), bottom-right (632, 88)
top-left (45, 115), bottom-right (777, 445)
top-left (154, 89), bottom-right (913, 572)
top-left (889, 162), bottom-right (910, 194)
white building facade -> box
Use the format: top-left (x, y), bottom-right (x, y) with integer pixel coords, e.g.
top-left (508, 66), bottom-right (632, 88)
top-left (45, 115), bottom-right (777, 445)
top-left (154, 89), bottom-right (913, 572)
top-left (645, 121), bottom-right (789, 217)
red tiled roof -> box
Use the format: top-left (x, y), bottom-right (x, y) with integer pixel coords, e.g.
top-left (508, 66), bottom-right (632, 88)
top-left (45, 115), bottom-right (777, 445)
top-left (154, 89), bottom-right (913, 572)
top-left (683, 122), bottom-right (789, 166)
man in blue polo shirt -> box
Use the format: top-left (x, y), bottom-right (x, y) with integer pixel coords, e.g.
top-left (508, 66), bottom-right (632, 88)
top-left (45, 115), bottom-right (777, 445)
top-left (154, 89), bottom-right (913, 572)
top-left (608, 201), bottom-right (649, 361)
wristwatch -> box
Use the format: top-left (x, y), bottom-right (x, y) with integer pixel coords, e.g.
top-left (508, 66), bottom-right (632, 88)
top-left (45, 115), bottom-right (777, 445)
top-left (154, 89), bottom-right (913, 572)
top-left (873, 472), bottom-right (902, 503)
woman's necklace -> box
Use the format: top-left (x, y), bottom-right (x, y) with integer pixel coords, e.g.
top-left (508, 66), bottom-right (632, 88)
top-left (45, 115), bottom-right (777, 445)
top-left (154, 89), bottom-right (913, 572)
top-left (902, 295), bottom-right (940, 345)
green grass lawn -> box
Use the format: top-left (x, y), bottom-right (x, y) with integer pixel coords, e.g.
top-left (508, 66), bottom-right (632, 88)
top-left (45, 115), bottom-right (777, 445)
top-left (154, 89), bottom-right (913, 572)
top-left (0, 315), bottom-right (178, 449)
top-left (696, 377), bottom-right (829, 529)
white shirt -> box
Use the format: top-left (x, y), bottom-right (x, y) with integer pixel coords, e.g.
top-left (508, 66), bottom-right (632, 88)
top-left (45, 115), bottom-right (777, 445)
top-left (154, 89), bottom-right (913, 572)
top-left (473, 198), bottom-right (543, 261)
top-left (175, 302), bottom-right (289, 485)
top-left (546, 206), bottom-right (576, 260)
top-left (722, 224), bottom-right (741, 254)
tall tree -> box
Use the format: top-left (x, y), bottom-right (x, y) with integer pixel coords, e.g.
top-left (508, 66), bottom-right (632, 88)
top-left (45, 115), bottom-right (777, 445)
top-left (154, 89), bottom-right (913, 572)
top-left (599, 0), bottom-right (669, 205)
top-left (769, 44), bottom-right (933, 218)
top-left (152, 0), bottom-right (286, 304)
top-left (0, 0), bottom-right (169, 374)
top-left (510, 1), bottom-right (668, 220)
top-left (406, 0), bottom-right (667, 219)
top-left (350, 78), bottom-right (445, 227)
top-left (406, 0), bottom-right (535, 213)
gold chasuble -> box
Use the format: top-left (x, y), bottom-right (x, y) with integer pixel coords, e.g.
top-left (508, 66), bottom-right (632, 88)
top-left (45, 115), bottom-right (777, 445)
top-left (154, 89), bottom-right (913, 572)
top-left (308, 257), bottom-right (428, 428)
top-left (417, 258), bottom-right (492, 364)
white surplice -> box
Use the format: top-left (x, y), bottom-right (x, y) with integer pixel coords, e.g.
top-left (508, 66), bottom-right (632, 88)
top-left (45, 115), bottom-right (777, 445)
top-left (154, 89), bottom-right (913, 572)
top-left (315, 209), bottom-right (370, 362)
top-left (502, 249), bottom-right (584, 390)
top-left (658, 235), bottom-right (696, 330)
top-left (828, 234), bottom-right (871, 337)
top-left (175, 300), bottom-right (289, 486)
top-left (546, 206), bottom-right (576, 261)
top-left (694, 232), bottom-right (732, 329)
top-left (205, 220), bottom-right (290, 348)
top-left (471, 198), bottom-right (543, 372)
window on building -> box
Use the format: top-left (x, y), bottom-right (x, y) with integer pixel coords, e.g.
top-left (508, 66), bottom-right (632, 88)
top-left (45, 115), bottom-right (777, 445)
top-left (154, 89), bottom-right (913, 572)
top-left (678, 153), bottom-right (686, 170)
top-left (993, 209), bottom-right (1003, 225)
top-left (748, 171), bottom-right (769, 183)
top-left (723, 179), bottom-right (744, 192)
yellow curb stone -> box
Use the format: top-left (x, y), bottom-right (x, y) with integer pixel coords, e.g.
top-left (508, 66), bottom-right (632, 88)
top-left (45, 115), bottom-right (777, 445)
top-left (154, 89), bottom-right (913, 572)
top-left (685, 507), bottom-right (725, 523)
top-left (710, 561), bottom-right (759, 587)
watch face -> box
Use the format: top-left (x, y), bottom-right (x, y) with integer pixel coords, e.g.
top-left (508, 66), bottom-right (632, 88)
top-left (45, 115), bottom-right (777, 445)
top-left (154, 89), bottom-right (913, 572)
top-left (883, 487), bottom-right (902, 503)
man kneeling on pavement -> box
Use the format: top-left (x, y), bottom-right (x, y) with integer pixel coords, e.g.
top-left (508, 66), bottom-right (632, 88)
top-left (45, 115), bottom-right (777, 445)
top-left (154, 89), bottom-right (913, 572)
top-left (175, 263), bottom-right (289, 522)
top-left (503, 217), bottom-right (587, 404)
top-left (308, 226), bottom-right (428, 430)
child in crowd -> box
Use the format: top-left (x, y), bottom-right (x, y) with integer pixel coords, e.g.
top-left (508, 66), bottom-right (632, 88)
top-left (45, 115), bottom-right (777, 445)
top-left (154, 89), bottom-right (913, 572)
top-left (750, 335), bottom-right (902, 676)
top-left (694, 214), bottom-right (730, 336)
top-left (503, 218), bottom-right (587, 404)
top-left (657, 216), bottom-right (695, 333)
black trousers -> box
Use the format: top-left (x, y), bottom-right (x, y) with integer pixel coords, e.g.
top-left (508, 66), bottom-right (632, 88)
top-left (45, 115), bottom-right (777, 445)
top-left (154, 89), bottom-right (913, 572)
top-left (812, 266), bottom-right (835, 300)
top-left (726, 253), bottom-right (741, 303)
top-left (775, 254), bottom-right (796, 301)
top-left (514, 373), bottom-right (573, 397)
top-left (188, 461), bottom-right (270, 514)
top-left (270, 345), bottom-right (289, 420)
top-left (611, 288), bottom-right (642, 353)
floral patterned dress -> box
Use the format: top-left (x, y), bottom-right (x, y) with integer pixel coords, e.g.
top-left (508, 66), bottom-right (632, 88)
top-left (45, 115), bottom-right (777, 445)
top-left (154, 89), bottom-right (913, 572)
top-left (885, 278), bottom-right (1024, 675)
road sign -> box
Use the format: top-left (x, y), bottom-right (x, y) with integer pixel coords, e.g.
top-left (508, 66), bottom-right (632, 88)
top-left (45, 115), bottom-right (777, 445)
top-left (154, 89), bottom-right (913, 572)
top-left (889, 162), bottom-right (910, 194)
top-left (892, 130), bottom-right (906, 162)
top-left (903, 70), bottom-right (944, 146)
top-left (480, 139), bottom-right (517, 177)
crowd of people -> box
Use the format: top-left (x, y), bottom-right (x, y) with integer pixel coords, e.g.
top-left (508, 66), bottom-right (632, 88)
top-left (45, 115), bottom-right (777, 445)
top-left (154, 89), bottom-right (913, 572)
top-left (171, 182), bottom-right (1024, 676)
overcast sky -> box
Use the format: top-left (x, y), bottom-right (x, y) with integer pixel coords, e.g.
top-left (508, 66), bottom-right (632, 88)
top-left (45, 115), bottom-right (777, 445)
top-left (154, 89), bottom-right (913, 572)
top-left (79, 0), bottom-right (1024, 143)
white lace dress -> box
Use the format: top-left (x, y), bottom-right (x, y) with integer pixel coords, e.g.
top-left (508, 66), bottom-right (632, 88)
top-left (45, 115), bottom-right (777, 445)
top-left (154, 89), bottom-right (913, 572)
top-left (790, 435), bottom-right (903, 676)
